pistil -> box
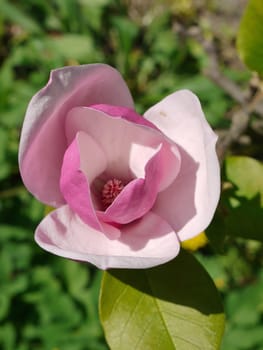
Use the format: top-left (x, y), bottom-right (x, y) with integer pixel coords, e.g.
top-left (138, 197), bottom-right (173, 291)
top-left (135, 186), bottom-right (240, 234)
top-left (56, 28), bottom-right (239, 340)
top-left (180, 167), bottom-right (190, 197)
top-left (101, 178), bottom-right (124, 209)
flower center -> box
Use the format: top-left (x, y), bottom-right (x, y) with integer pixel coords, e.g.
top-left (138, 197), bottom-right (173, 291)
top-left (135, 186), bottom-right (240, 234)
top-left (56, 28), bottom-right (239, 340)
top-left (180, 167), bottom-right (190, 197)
top-left (101, 178), bottom-right (124, 209)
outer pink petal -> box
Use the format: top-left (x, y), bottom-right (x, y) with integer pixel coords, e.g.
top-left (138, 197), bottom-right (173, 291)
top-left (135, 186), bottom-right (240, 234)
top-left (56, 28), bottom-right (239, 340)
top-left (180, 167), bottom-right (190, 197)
top-left (19, 64), bottom-right (134, 206)
top-left (144, 90), bottom-right (220, 241)
top-left (35, 205), bottom-right (180, 269)
top-left (59, 131), bottom-right (106, 231)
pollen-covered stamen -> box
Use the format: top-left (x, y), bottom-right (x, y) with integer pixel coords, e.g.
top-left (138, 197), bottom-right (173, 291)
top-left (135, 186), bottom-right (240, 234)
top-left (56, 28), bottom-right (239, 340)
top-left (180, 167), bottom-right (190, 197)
top-left (101, 178), bottom-right (124, 209)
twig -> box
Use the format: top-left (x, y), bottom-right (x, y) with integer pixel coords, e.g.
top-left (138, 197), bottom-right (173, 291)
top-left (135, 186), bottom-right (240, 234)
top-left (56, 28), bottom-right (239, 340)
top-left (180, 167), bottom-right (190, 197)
top-left (203, 48), bottom-right (263, 115)
top-left (216, 90), bottom-right (263, 163)
top-left (185, 27), bottom-right (263, 162)
top-left (196, 36), bottom-right (263, 161)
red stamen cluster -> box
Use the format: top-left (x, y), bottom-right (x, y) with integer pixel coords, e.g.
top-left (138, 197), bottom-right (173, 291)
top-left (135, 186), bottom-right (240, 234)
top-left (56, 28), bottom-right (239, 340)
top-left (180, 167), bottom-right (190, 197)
top-left (101, 178), bottom-right (124, 209)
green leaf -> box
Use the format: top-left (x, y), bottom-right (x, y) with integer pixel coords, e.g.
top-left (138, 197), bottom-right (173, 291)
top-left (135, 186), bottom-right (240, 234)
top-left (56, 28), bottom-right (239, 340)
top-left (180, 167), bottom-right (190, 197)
top-left (111, 17), bottom-right (138, 56)
top-left (225, 156), bottom-right (263, 202)
top-left (224, 156), bottom-right (263, 240)
top-left (110, 16), bottom-right (139, 75)
top-left (237, 0), bottom-right (263, 75)
top-left (99, 250), bottom-right (225, 350)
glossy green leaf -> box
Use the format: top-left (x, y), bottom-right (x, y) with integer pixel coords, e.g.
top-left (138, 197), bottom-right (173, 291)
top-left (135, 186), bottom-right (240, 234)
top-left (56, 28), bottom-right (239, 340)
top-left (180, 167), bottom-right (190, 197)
top-left (100, 250), bottom-right (225, 350)
top-left (237, 0), bottom-right (263, 75)
top-left (224, 156), bottom-right (263, 240)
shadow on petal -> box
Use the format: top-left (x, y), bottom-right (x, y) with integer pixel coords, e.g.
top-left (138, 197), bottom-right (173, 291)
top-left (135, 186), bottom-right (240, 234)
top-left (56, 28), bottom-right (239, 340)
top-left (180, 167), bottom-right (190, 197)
top-left (118, 211), bottom-right (179, 252)
top-left (153, 146), bottom-right (199, 236)
top-left (35, 206), bottom-right (180, 269)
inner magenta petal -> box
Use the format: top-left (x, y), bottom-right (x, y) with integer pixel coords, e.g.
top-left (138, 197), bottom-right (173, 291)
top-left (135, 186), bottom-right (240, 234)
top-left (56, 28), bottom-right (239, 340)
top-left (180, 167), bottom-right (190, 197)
top-left (89, 103), bottom-right (158, 129)
top-left (99, 142), bottom-right (180, 224)
top-left (60, 131), bottom-right (106, 230)
top-left (99, 177), bottom-right (152, 224)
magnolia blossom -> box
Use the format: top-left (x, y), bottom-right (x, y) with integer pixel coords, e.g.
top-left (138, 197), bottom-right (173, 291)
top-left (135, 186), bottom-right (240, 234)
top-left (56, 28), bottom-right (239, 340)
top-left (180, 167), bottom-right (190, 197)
top-left (19, 64), bottom-right (220, 269)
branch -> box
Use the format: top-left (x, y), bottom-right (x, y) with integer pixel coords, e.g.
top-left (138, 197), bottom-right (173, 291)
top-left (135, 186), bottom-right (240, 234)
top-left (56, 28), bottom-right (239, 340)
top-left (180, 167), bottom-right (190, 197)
top-left (216, 91), bottom-right (263, 163)
top-left (203, 43), bottom-right (263, 115)
top-left (195, 36), bottom-right (263, 161)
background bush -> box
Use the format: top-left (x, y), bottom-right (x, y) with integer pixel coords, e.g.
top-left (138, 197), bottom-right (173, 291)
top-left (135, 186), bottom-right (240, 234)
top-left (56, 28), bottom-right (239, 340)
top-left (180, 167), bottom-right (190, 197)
top-left (1, 1), bottom-right (263, 349)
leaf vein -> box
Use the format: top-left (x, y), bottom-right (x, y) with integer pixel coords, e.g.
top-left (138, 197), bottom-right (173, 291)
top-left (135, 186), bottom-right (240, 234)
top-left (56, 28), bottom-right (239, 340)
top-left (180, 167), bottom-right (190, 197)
top-left (119, 293), bottom-right (146, 341)
top-left (145, 271), bottom-right (176, 349)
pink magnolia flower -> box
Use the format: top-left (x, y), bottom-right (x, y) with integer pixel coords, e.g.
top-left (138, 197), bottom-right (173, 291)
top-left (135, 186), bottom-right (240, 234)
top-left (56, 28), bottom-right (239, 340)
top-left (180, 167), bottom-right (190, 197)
top-left (19, 64), bottom-right (220, 269)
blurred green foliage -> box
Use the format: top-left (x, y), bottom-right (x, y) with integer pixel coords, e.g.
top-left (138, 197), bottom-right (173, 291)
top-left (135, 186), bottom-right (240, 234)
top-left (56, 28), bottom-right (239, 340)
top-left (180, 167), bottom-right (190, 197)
top-left (237, 0), bottom-right (263, 76)
top-left (1, 0), bottom-right (263, 349)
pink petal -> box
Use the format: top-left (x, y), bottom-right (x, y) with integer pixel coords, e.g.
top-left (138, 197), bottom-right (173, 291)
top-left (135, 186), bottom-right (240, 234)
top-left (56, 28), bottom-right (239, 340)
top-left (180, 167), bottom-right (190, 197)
top-left (90, 103), bottom-right (157, 129)
top-left (19, 64), bottom-right (134, 206)
top-left (100, 143), bottom-right (180, 224)
top-left (144, 90), bottom-right (220, 241)
top-left (35, 205), bottom-right (180, 269)
top-left (65, 106), bottom-right (175, 181)
top-left (60, 131), bottom-right (106, 231)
